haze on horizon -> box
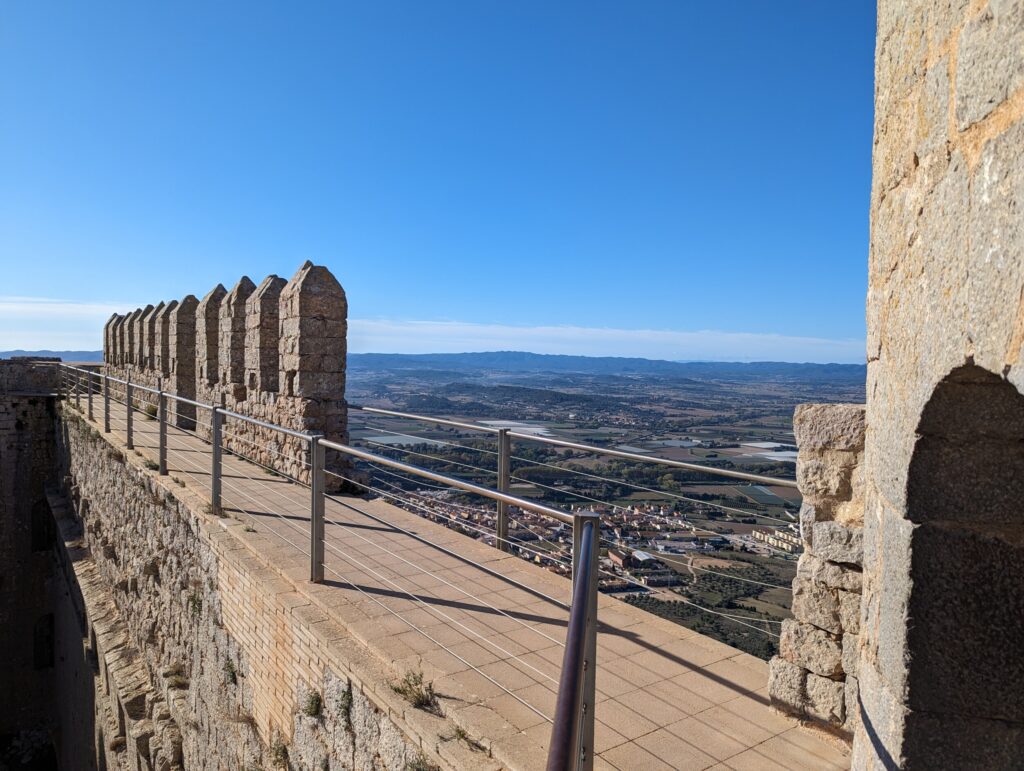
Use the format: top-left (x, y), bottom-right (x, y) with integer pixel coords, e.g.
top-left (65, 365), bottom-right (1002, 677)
top-left (0, 3), bottom-right (875, 364)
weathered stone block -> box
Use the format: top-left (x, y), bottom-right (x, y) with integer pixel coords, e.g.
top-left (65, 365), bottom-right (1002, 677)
top-left (794, 404), bottom-right (866, 452)
top-left (842, 629), bottom-right (860, 677)
top-left (799, 502), bottom-right (816, 546)
top-left (838, 590), bottom-right (861, 636)
top-left (956, 0), bottom-right (1024, 130)
top-left (791, 576), bottom-right (841, 635)
top-left (807, 673), bottom-right (845, 725)
top-left (797, 454), bottom-right (855, 502)
top-left (812, 521), bottom-right (863, 565)
top-left (799, 553), bottom-right (862, 593)
top-left (918, 57), bottom-right (949, 159)
top-left (844, 674), bottom-right (861, 735)
top-left (768, 656), bottom-right (807, 717)
top-left (780, 619), bottom-right (843, 678)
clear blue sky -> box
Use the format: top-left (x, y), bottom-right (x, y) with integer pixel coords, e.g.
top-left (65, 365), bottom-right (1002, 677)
top-left (1, 2), bottom-right (876, 362)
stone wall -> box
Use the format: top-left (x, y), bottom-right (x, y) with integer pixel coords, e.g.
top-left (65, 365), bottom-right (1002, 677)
top-left (56, 401), bottom-right (448, 769)
top-left (859, 0), bottom-right (1024, 766)
top-left (768, 403), bottom-right (864, 745)
top-left (0, 359), bottom-right (60, 756)
top-left (102, 262), bottom-right (349, 487)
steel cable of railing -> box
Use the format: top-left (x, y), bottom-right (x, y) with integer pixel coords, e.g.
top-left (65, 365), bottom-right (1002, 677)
top-left (597, 563), bottom-right (782, 634)
top-left (194, 413), bottom-right (792, 625)
top-left (355, 464), bottom-right (781, 632)
top-left (88, 377), bottom-right (781, 640)
top-left (348, 421), bottom-right (500, 456)
top-left (220, 419), bottom-right (311, 468)
top-left (316, 495), bottom-right (569, 653)
top-left (150, 430), bottom-right (565, 712)
top-left (355, 426), bottom-right (798, 529)
top-left (323, 469), bottom-right (574, 603)
top-left (365, 475), bottom-right (575, 573)
top-left (508, 453), bottom-right (798, 524)
top-left (360, 439), bottom-right (498, 477)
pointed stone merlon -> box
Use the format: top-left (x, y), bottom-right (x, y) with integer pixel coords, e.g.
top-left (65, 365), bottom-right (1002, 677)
top-left (245, 275), bottom-right (287, 393)
top-left (168, 295), bottom-right (198, 426)
top-left (219, 277), bottom-right (256, 388)
top-left (140, 301), bottom-right (164, 373)
top-left (103, 314), bottom-right (123, 366)
top-left (196, 285), bottom-right (226, 387)
top-left (154, 301), bottom-right (179, 377)
top-left (124, 308), bottom-right (145, 368)
top-left (115, 313), bottom-right (130, 366)
top-left (133, 305), bottom-right (154, 369)
top-left (279, 261), bottom-right (347, 400)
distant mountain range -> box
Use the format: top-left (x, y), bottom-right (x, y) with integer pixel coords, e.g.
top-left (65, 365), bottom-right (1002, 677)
top-left (0, 349), bottom-right (103, 362)
top-left (1, 349), bottom-right (867, 382)
top-left (349, 351), bottom-right (866, 382)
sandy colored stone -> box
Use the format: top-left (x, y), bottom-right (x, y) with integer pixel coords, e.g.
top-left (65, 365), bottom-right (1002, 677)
top-left (780, 620), bottom-right (842, 678)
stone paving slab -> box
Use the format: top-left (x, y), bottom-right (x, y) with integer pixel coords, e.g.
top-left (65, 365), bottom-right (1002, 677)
top-left (98, 396), bottom-right (849, 770)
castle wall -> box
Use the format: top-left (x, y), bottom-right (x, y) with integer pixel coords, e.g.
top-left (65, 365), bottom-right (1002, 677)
top-left (0, 360), bottom-right (59, 750)
top-left (859, 1), bottom-right (1024, 766)
top-left (768, 404), bottom-right (864, 745)
top-left (57, 394), bottom-right (431, 769)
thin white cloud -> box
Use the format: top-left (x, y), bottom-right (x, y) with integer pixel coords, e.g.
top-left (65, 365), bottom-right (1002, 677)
top-left (348, 319), bottom-right (865, 363)
top-left (0, 297), bottom-right (865, 363)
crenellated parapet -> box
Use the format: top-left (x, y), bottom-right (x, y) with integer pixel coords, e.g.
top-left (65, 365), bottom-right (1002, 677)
top-left (102, 262), bottom-right (349, 486)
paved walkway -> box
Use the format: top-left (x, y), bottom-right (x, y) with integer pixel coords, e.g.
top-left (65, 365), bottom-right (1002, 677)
top-left (91, 392), bottom-right (848, 770)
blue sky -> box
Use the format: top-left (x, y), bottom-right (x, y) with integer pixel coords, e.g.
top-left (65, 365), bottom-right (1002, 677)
top-left (1, 2), bottom-right (876, 362)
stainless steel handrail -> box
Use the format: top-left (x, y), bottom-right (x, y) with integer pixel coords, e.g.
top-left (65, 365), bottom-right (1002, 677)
top-left (320, 439), bottom-right (576, 524)
top-left (356, 405), bottom-right (502, 434)
top-left (61, 364), bottom-right (312, 441)
top-left (548, 513), bottom-right (599, 771)
top-left (354, 405), bottom-right (798, 488)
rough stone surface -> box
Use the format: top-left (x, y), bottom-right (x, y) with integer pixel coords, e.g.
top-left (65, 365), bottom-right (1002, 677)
top-left (800, 553), bottom-right (862, 593)
top-left (794, 403), bottom-right (866, 452)
top-left (780, 620), bottom-right (842, 678)
top-left (770, 401), bottom-right (865, 745)
top-left (956, 0), bottom-right (1024, 129)
top-left (768, 656), bottom-right (807, 717)
top-left (813, 521), bottom-right (864, 566)
top-left (244, 275), bottom-right (286, 393)
top-left (195, 285), bottom-right (226, 387)
top-left (218, 276), bottom-right (256, 390)
top-left (791, 576), bottom-right (841, 635)
top-left (838, 590), bottom-right (861, 636)
top-left (858, 0), bottom-right (1024, 765)
top-left (807, 673), bottom-right (845, 726)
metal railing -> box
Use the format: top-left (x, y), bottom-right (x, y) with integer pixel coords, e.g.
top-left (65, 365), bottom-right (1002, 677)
top-left (55, 363), bottom-right (601, 770)
top-left (346, 404), bottom-right (798, 639)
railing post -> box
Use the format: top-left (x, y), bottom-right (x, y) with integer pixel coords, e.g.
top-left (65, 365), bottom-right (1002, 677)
top-left (74, 369), bottom-right (81, 410)
top-left (102, 374), bottom-right (110, 433)
top-left (86, 371), bottom-right (94, 420)
top-left (158, 384), bottom-right (168, 475)
top-left (125, 373), bottom-right (134, 450)
top-left (309, 433), bottom-right (325, 583)
top-left (572, 513), bottom-right (599, 771)
top-left (211, 407), bottom-right (222, 513)
top-left (497, 428), bottom-right (511, 551)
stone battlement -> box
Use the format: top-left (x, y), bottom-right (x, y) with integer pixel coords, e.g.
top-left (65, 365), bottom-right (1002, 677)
top-left (101, 261), bottom-right (348, 486)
